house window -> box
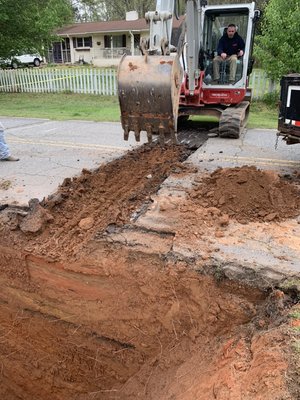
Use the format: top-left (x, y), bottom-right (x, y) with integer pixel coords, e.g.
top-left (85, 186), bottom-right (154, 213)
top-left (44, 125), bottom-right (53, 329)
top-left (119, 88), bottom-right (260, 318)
top-left (104, 34), bottom-right (126, 48)
top-left (73, 36), bottom-right (93, 48)
top-left (113, 35), bottom-right (125, 47)
top-left (62, 38), bottom-right (70, 50)
top-left (134, 34), bottom-right (140, 47)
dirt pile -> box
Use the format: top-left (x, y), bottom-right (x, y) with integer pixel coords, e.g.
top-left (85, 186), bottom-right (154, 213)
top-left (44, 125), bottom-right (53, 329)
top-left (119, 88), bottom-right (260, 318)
top-left (0, 144), bottom-right (190, 260)
top-left (189, 166), bottom-right (300, 224)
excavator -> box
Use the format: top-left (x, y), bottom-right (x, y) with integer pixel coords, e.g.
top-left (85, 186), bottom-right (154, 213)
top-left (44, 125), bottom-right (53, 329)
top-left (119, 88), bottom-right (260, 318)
top-left (118, 1), bottom-right (261, 145)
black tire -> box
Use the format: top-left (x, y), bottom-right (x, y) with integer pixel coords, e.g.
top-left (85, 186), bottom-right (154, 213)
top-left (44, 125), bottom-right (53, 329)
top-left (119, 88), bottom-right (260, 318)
top-left (11, 61), bottom-right (18, 69)
top-left (33, 58), bottom-right (41, 67)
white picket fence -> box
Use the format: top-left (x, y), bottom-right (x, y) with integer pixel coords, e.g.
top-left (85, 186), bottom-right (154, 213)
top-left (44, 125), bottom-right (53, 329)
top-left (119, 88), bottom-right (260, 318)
top-left (0, 68), bottom-right (117, 96)
top-left (249, 70), bottom-right (279, 99)
top-left (0, 67), bottom-right (278, 99)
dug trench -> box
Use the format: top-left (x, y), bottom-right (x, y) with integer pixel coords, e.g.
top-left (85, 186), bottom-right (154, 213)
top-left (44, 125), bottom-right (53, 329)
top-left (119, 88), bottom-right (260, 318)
top-left (0, 144), bottom-right (299, 400)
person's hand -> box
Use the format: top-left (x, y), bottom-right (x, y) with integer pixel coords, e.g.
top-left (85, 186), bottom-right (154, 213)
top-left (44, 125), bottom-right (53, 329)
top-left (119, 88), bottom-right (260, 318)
top-left (238, 50), bottom-right (244, 57)
top-left (221, 53), bottom-right (227, 59)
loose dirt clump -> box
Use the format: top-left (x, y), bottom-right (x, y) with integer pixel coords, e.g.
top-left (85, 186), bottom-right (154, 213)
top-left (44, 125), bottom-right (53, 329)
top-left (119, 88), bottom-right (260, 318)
top-left (0, 179), bottom-right (12, 190)
top-left (189, 166), bottom-right (300, 224)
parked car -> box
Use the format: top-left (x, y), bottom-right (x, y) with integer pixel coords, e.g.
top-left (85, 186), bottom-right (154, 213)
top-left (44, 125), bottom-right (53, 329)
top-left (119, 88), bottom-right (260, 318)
top-left (0, 53), bottom-right (43, 69)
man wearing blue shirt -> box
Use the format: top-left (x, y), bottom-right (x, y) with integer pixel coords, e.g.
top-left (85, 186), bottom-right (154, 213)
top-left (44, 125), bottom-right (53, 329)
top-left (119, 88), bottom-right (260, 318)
top-left (212, 24), bottom-right (245, 84)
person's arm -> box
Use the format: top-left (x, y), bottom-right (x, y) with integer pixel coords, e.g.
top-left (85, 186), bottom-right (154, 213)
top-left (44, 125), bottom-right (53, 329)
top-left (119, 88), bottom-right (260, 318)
top-left (217, 37), bottom-right (224, 55)
top-left (238, 36), bottom-right (245, 57)
top-left (217, 37), bottom-right (227, 59)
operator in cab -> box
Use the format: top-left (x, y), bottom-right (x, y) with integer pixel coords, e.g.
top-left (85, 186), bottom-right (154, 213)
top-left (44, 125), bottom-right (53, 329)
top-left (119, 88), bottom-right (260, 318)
top-left (212, 24), bottom-right (245, 84)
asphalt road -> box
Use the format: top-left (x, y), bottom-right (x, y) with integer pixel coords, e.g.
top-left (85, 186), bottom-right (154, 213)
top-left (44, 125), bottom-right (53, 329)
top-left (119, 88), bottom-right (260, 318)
top-left (0, 117), bottom-right (147, 206)
top-left (190, 127), bottom-right (300, 172)
top-left (0, 116), bottom-right (299, 207)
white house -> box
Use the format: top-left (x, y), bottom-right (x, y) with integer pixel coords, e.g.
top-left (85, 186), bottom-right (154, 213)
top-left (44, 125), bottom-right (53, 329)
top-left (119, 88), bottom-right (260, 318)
top-left (50, 14), bottom-right (184, 67)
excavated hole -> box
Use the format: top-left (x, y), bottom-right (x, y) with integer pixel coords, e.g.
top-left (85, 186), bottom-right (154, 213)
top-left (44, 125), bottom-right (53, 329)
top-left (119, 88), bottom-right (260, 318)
top-left (0, 143), bottom-right (299, 399)
top-left (0, 247), bottom-right (296, 400)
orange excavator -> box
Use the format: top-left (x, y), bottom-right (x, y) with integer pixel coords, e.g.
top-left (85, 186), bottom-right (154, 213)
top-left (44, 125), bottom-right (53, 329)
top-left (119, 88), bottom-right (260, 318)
top-left (118, 1), bottom-right (261, 144)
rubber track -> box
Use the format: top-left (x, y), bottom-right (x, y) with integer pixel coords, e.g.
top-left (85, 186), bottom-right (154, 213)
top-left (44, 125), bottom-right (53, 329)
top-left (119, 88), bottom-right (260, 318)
top-left (219, 101), bottom-right (250, 139)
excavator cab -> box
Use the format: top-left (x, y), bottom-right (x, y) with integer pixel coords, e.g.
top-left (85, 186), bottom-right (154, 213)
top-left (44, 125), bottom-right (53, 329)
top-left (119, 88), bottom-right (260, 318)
top-left (201, 8), bottom-right (251, 86)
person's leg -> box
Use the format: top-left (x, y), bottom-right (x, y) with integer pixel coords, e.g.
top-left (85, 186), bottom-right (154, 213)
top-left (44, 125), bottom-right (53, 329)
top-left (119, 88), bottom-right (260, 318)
top-left (228, 55), bottom-right (238, 82)
top-left (0, 129), bottom-right (10, 160)
top-left (213, 55), bottom-right (222, 82)
top-left (0, 124), bottom-right (19, 161)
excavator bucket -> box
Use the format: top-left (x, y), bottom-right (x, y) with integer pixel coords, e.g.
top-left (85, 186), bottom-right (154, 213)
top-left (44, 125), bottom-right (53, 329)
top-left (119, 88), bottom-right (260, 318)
top-left (117, 54), bottom-right (183, 145)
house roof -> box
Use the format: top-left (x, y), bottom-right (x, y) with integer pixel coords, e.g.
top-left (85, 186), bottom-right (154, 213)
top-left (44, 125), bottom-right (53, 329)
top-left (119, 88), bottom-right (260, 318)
top-left (56, 17), bottom-right (184, 36)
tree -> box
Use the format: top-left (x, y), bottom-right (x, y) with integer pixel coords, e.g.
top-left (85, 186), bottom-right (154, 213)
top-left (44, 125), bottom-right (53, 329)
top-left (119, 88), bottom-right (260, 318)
top-left (254, 0), bottom-right (300, 79)
top-left (69, 0), bottom-right (157, 21)
top-left (65, 0), bottom-right (270, 22)
top-left (72, 0), bottom-right (107, 21)
top-left (0, 0), bottom-right (73, 58)
top-left (104, 1), bottom-right (156, 20)
top-left (103, 0), bottom-right (268, 20)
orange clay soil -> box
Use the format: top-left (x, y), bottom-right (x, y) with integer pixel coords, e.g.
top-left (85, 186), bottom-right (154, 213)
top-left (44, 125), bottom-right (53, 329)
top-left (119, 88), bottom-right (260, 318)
top-left (189, 165), bottom-right (300, 224)
top-left (0, 144), bottom-right (299, 400)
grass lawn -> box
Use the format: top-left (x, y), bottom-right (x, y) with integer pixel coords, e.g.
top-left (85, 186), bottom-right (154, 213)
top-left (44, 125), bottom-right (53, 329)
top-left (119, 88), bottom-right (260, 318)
top-left (248, 100), bottom-right (278, 129)
top-left (0, 92), bottom-right (278, 129)
top-left (0, 93), bottom-right (120, 122)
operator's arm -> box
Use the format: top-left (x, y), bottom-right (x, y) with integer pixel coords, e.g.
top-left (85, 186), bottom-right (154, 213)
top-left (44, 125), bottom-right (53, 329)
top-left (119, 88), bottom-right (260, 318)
top-left (238, 36), bottom-right (245, 57)
top-left (217, 37), bottom-right (227, 59)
